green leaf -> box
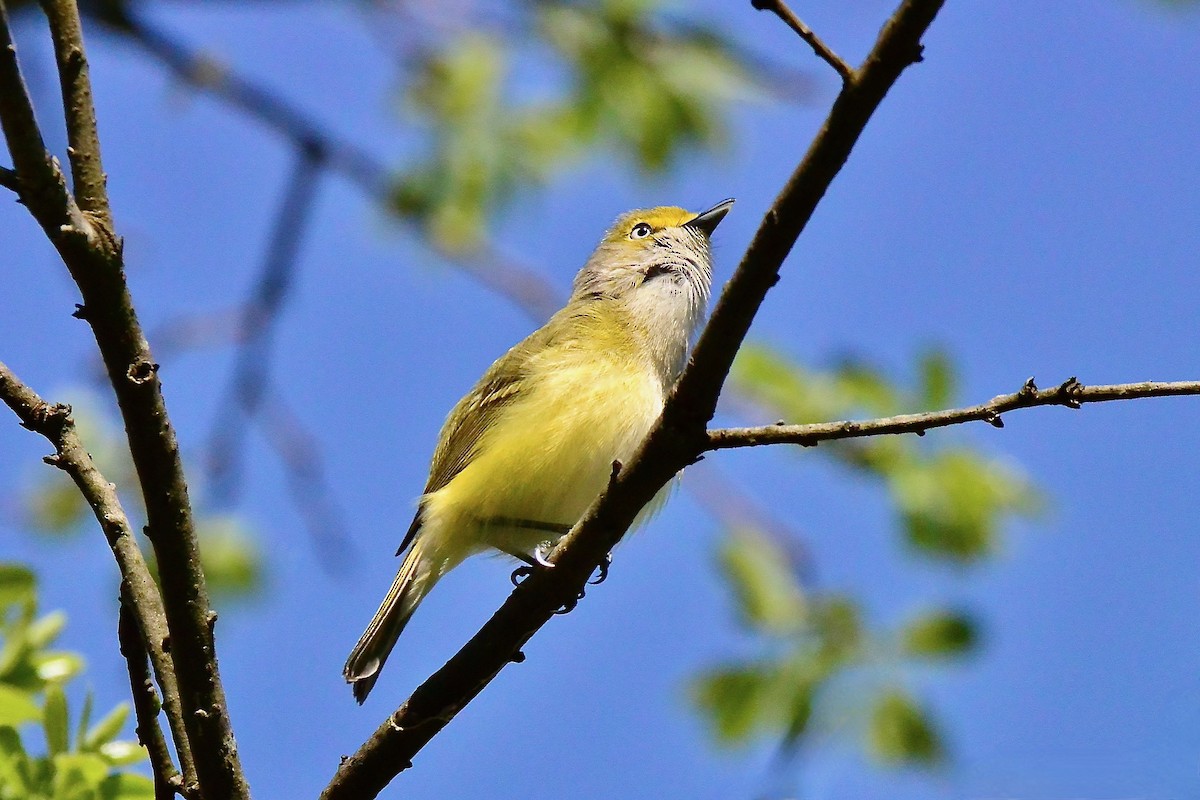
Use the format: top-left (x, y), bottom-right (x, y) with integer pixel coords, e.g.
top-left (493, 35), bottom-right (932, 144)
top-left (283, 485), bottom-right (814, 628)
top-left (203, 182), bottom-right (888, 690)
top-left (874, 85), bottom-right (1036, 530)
top-left (52, 752), bottom-right (110, 796)
top-left (43, 684), bottom-right (69, 756)
top-left (892, 450), bottom-right (1042, 562)
top-left (75, 691), bottom-right (94, 758)
top-left (82, 704), bottom-right (129, 752)
top-left (24, 478), bottom-right (88, 537)
top-left (900, 610), bottom-right (978, 658)
top-left (717, 528), bottom-right (806, 635)
top-left (0, 685), bottom-right (40, 727)
top-left (691, 665), bottom-right (778, 743)
top-left (196, 516), bottom-right (264, 600)
top-left (918, 349), bottom-right (956, 408)
top-left (0, 726), bottom-right (32, 793)
top-left (99, 772), bottom-right (156, 800)
top-left (0, 564), bottom-right (36, 612)
top-left (867, 689), bottom-right (943, 766)
top-left (27, 611), bottom-right (67, 649)
top-left (35, 652), bottom-right (84, 684)
top-left (814, 595), bottom-right (863, 663)
top-left (98, 740), bottom-right (145, 767)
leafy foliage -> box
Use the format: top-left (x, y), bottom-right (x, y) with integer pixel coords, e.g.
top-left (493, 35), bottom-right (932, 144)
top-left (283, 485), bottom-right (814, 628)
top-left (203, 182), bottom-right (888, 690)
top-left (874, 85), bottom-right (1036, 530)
top-left (0, 564), bottom-right (153, 799)
top-left (730, 345), bottom-right (1043, 561)
top-left (692, 529), bottom-right (968, 766)
top-left (692, 347), bottom-right (1041, 767)
top-left (391, 0), bottom-right (759, 250)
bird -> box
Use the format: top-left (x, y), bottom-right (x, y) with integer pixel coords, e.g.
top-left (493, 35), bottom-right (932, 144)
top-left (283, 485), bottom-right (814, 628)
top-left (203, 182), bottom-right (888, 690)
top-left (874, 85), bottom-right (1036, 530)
top-left (343, 199), bottom-right (734, 702)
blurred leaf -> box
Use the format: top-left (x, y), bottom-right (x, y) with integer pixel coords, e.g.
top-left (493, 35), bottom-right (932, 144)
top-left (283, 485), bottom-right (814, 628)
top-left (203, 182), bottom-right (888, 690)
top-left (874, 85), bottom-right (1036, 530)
top-left (900, 610), bottom-right (978, 658)
top-left (867, 689), bottom-right (943, 766)
top-left (26, 611), bottom-right (66, 650)
top-left (813, 595), bottom-right (863, 664)
top-left (98, 772), bottom-right (156, 800)
top-left (53, 752), bottom-right (111, 795)
top-left (98, 740), bottom-right (145, 767)
top-left (35, 652), bottom-right (84, 684)
top-left (0, 685), bottom-right (40, 727)
top-left (892, 450), bottom-right (1042, 562)
top-left (43, 684), bottom-right (69, 756)
top-left (917, 350), bottom-right (956, 408)
top-left (691, 664), bottom-right (779, 743)
top-left (82, 704), bottom-right (128, 752)
top-left (24, 478), bottom-right (89, 537)
top-left (0, 564), bottom-right (36, 612)
top-left (196, 516), bottom-right (264, 599)
top-left (718, 528), bottom-right (806, 635)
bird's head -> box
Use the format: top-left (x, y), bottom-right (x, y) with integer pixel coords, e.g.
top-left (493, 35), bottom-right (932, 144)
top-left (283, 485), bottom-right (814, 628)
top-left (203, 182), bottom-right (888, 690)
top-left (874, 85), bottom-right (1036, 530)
top-left (570, 199), bottom-right (734, 307)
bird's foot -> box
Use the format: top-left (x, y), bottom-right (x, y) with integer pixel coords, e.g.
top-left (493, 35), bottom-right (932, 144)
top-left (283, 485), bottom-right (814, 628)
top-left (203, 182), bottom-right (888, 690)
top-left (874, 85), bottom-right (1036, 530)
top-left (588, 552), bottom-right (612, 585)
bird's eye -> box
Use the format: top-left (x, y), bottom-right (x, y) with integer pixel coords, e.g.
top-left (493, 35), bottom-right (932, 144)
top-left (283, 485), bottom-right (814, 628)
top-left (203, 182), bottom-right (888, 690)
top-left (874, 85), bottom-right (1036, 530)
top-left (630, 222), bottom-right (653, 239)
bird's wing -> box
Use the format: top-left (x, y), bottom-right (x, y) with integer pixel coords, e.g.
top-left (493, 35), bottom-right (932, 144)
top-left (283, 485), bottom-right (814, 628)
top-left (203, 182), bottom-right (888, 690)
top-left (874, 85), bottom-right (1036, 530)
top-left (395, 324), bottom-right (554, 555)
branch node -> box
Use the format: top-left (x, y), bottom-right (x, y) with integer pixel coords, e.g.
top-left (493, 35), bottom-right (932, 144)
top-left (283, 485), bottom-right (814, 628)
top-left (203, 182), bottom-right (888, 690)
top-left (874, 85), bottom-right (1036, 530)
top-left (126, 360), bottom-right (159, 385)
top-left (984, 411), bottom-right (1004, 428)
top-left (510, 650), bottom-right (526, 664)
top-left (72, 303), bottom-right (89, 320)
top-left (1020, 376), bottom-right (1038, 397)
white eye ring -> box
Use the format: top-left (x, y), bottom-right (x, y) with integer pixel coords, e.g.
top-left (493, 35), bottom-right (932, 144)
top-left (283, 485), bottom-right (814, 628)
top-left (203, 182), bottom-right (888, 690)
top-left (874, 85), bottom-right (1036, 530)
top-left (630, 222), bottom-right (653, 239)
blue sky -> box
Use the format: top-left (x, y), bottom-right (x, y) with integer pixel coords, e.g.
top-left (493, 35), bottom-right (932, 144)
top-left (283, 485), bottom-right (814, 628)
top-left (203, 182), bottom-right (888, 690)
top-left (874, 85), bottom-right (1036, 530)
top-left (2, 1), bottom-right (1199, 798)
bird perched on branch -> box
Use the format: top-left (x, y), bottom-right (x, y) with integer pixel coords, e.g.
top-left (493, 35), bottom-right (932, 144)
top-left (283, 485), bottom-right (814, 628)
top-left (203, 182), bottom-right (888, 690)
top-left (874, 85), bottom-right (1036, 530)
top-left (344, 199), bottom-right (734, 702)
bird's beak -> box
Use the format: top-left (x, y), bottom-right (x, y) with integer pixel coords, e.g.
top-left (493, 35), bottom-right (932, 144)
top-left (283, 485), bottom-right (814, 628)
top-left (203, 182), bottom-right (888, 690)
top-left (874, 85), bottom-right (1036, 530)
top-left (685, 198), bottom-right (735, 236)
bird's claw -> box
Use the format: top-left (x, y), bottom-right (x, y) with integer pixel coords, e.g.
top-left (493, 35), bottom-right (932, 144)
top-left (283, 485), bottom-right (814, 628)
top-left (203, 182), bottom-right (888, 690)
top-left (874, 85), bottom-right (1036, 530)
top-left (533, 540), bottom-right (557, 568)
top-left (510, 565), bottom-right (535, 586)
top-left (588, 553), bottom-right (612, 585)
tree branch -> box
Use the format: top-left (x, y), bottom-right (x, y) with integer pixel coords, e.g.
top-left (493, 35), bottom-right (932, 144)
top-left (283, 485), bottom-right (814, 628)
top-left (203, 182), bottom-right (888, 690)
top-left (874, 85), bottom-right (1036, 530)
top-left (0, 361), bottom-right (197, 791)
top-left (752, 0), bottom-right (855, 83)
top-left (707, 378), bottom-right (1200, 450)
top-left (117, 600), bottom-right (185, 800)
top-left (0, 163), bottom-right (17, 192)
top-left (320, 2), bottom-right (946, 797)
top-left (0, 6), bottom-right (248, 798)
top-left (39, 0), bottom-right (111, 226)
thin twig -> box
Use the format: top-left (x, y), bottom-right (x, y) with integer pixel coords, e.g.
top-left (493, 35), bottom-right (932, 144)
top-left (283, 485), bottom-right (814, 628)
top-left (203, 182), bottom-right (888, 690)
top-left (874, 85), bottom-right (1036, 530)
top-left (0, 163), bottom-right (17, 192)
top-left (320, 2), bottom-right (946, 797)
top-left (0, 6), bottom-right (248, 798)
top-left (752, 0), bottom-right (855, 83)
top-left (708, 378), bottom-right (1200, 450)
top-left (0, 361), bottom-right (197, 789)
top-left (39, 0), bottom-right (111, 226)
top-left (117, 599), bottom-right (184, 800)
top-left (0, 1), bottom-right (92, 241)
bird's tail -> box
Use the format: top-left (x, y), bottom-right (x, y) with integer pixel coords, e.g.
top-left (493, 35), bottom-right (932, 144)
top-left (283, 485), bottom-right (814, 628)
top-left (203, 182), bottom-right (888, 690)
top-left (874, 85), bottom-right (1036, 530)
top-left (343, 542), bottom-right (439, 703)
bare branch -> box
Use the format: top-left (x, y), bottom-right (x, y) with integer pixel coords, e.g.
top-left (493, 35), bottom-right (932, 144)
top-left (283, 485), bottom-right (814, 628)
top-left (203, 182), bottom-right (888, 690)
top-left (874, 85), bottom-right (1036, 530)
top-left (0, 7), bottom-right (248, 798)
top-left (708, 378), bottom-right (1200, 450)
top-left (0, 361), bottom-right (197, 789)
top-left (320, 2), bottom-right (946, 797)
top-left (117, 600), bottom-right (185, 800)
top-left (39, 0), bottom-right (111, 226)
top-left (752, 0), bottom-right (855, 83)
top-left (0, 1), bottom-right (92, 241)
top-left (0, 163), bottom-right (17, 192)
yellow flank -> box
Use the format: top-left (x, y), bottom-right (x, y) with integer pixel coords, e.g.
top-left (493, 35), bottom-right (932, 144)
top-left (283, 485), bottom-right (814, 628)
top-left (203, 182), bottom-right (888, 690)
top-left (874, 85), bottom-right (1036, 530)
top-left (424, 330), bottom-right (664, 558)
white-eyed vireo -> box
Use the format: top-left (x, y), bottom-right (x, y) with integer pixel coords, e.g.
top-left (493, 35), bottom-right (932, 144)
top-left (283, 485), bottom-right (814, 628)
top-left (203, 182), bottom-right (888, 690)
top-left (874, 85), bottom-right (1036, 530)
top-left (344, 199), bottom-right (734, 702)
